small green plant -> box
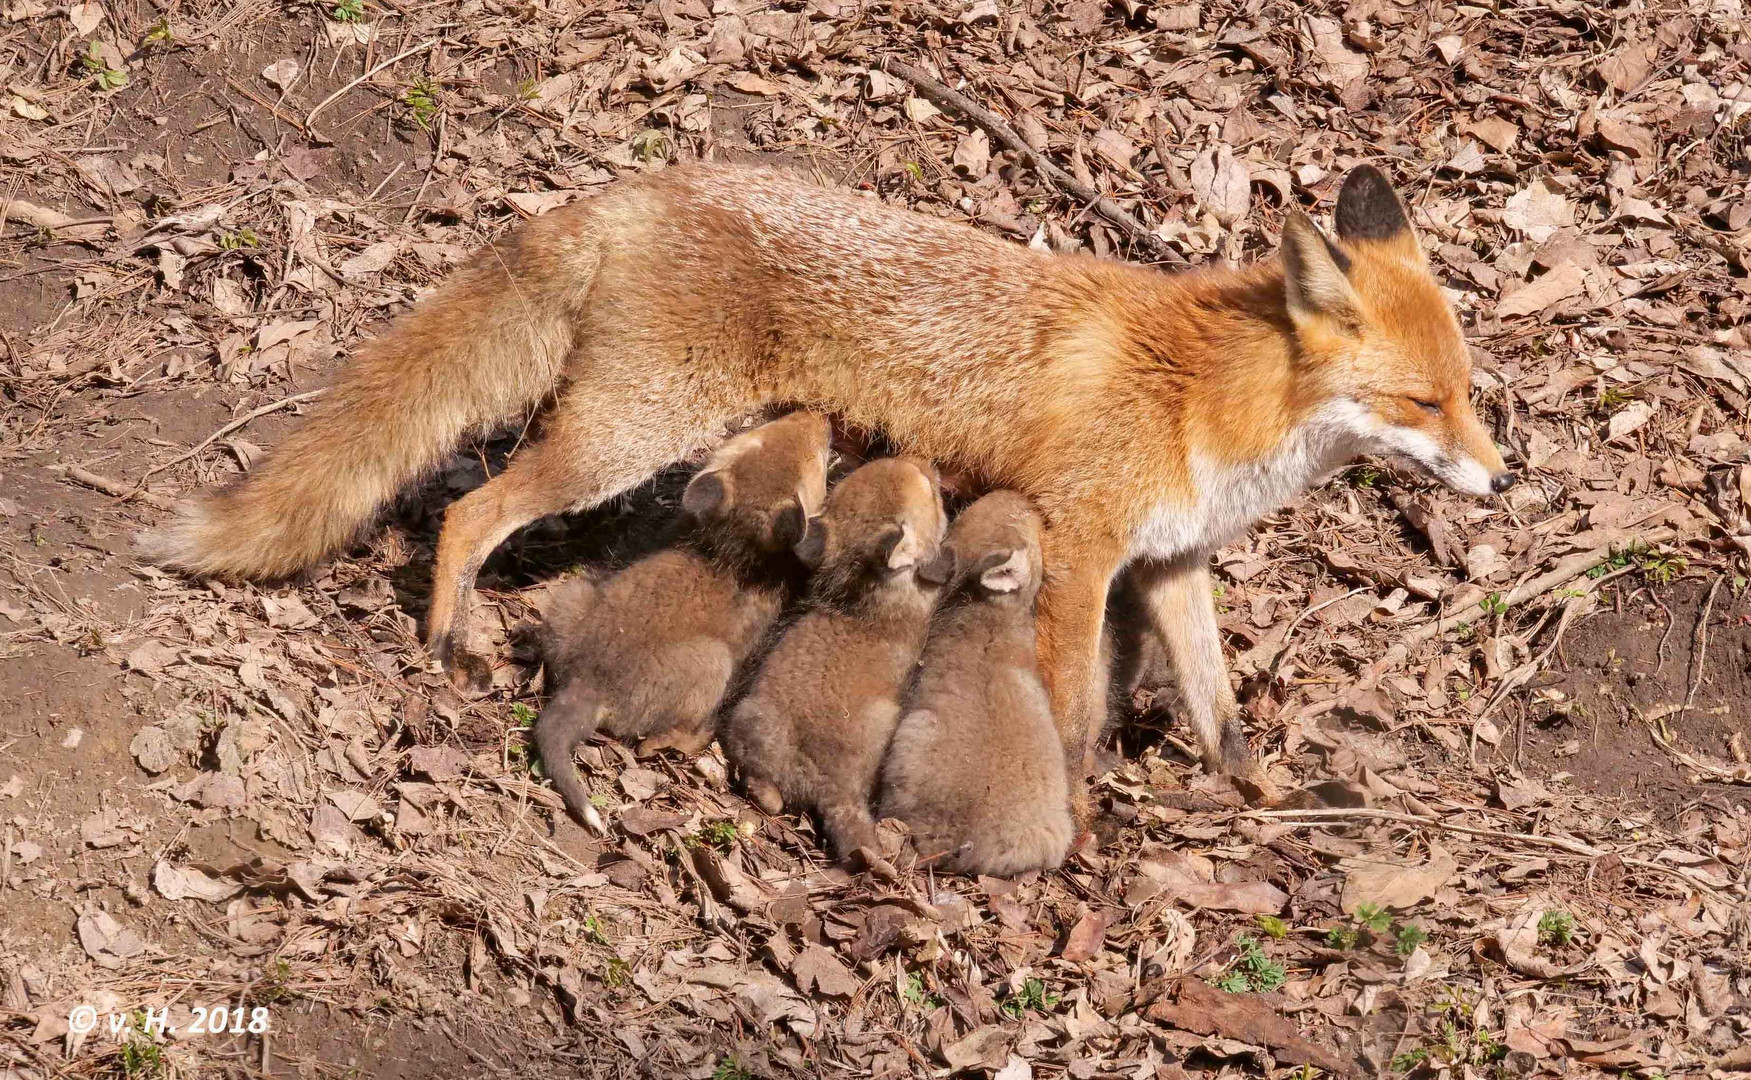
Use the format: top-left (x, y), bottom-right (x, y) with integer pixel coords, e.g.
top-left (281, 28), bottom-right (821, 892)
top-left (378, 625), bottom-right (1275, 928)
top-left (601, 956), bottom-right (631, 988)
top-left (1000, 977), bottom-right (1060, 1018)
top-left (1598, 386), bottom-right (1633, 412)
top-left (1390, 1048), bottom-right (1429, 1072)
top-left (405, 77), bottom-right (439, 131)
top-left (630, 128), bottom-right (670, 163)
top-left (1480, 592), bottom-right (1507, 616)
top-left (1538, 910), bottom-right (1575, 947)
top-left (517, 77), bottom-right (540, 101)
top-left (901, 970), bottom-right (943, 1009)
top-left (1587, 542), bottom-right (1643, 579)
top-left (1255, 914), bottom-right (1288, 940)
top-left (119, 1016), bottom-right (167, 1078)
top-left (331, 0), bottom-right (365, 21)
top-left (1393, 923), bottom-right (1428, 956)
top-left (589, 792), bottom-right (610, 808)
top-left (145, 18), bottom-right (175, 45)
top-left (509, 702), bottom-right (537, 727)
top-left (1637, 552), bottom-right (1686, 586)
top-left (1211, 935), bottom-right (1286, 993)
top-left (712, 1056), bottom-right (753, 1080)
top-left (218, 227), bottom-right (259, 250)
top-left (1355, 903), bottom-right (1391, 933)
top-left (1350, 464), bottom-right (1380, 487)
top-left (581, 914), bottom-right (609, 946)
top-left (82, 42), bottom-right (129, 90)
top-left (1325, 923), bottom-right (1360, 950)
top-left (696, 819), bottom-right (740, 850)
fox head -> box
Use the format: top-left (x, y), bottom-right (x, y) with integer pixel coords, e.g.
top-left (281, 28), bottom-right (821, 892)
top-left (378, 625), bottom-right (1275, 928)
top-left (1281, 166), bottom-right (1514, 498)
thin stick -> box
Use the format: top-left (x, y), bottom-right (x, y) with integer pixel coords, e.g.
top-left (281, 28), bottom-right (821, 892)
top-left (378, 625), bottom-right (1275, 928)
top-left (882, 58), bottom-right (1184, 264)
top-left (1679, 575), bottom-right (1720, 718)
top-left (1239, 807), bottom-right (1731, 894)
top-left (51, 465), bottom-right (175, 509)
top-left (136, 389), bottom-right (326, 483)
top-left (305, 39), bottom-right (438, 139)
top-left (1269, 586), bottom-right (1369, 678)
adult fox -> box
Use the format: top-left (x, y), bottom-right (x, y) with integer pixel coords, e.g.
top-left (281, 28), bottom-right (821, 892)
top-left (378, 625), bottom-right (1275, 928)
top-left (140, 161), bottom-right (1513, 785)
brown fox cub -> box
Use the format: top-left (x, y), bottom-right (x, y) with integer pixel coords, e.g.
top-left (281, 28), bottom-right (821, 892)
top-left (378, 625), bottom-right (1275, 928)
top-left (879, 491), bottom-right (1074, 877)
top-left (140, 162), bottom-right (1512, 787)
top-left (534, 411), bottom-right (830, 827)
top-left (722, 457), bottom-right (951, 861)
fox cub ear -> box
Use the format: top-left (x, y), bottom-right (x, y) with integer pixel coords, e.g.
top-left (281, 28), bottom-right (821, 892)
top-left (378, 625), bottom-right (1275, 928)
top-left (1281, 210), bottom-right (1362, 330)
top-left (683, 470), bottom-right (732, 519)
top-left (973, 548), bottom-right (1030, 594)
top-left (794, 517), bottom-right (829, 569)
top-left (1335, 165), bottom-right (1412, 244)
top-left (915, 546), bottom-right (957, 586)
top-left (878, 522), bottom-right (922, 570)
top-left (770, 502), bottom-right (808, 551)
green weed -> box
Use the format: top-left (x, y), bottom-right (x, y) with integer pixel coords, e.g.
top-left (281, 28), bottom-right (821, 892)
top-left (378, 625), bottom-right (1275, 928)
top-left (1538, 910), bottom-right (1575, 947)
top-left (82, 42), bottom-right (129, 90)
top-left (331, 0), bottom-right (365, 22)
top-left (1210, 935), bottom-right (1286, 993)
top-left (1000, 977), bottom-right (1059, 1018)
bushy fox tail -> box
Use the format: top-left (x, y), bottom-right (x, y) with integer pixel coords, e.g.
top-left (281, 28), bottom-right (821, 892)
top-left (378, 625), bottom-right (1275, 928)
top-left (137, 215), bottom-right (597, 580)
top-left (534, 682), bottom-right (608, 833)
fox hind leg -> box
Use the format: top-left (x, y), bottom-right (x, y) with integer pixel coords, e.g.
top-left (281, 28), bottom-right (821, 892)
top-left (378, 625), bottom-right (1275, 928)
top-left (426, 382), bottom-right (737, 688)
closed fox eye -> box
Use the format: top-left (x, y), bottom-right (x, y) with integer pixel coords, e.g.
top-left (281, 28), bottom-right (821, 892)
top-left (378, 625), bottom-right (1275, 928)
top-left (1409, 397), bottom-right (1442, 415)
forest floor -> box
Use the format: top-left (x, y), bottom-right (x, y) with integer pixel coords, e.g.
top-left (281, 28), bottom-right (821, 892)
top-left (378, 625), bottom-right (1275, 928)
top-left (1, 0), bottom-right (1749, 1075)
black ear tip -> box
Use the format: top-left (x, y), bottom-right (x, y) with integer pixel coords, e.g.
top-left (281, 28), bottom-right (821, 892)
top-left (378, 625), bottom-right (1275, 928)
top-left (1335, 164), bottom-right (1410, 242)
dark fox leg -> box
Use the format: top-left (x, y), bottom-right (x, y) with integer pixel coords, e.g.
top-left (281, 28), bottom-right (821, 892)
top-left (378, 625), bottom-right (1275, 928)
top-left (426, 383), bottom-right (739, 688)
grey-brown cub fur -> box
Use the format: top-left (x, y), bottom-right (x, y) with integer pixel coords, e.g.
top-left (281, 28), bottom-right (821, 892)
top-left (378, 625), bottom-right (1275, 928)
top-left (535, 411), bottom-right (830, 829)
top-left (878, 491), bottom-right (1074, 876)
top-left (722, 456), bottom-right (951, 861)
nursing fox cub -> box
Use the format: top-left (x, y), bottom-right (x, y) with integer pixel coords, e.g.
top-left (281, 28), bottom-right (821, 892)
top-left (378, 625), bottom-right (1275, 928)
top-left (140, 162), bottom-right (1512, 785)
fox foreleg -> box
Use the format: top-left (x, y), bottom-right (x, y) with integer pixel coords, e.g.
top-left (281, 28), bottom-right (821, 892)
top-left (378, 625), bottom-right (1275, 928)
top-left (1130, 556), bottom-right (1261, 781)
top-left (1034, 527), bottom-right (1125, 793)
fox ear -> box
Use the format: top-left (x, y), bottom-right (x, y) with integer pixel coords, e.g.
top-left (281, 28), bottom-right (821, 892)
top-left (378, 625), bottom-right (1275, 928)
top-left (974, 547), bottom-right (1030, 594)
top-left (683, 470), bottom-right (732, 519)
top-left (771, 501), bottom-right (807, 551)
top-left (879, 522), bottom-right (921, 570)
top-left (1335, 165), bottom-right (1413, 245)
top-left (794, 517), bottom-right (829, 569)
top-left (1282, 210), bottom-right (1362, 330)
top-left (915, 546), bottom-right (956, 586)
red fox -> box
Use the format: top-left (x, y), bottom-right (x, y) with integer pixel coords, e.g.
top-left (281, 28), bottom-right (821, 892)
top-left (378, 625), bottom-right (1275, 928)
top-left (138, 162), bottom-right (1512, 788)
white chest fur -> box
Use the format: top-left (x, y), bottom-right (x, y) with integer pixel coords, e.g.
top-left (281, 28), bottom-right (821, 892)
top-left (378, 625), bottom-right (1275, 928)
top-left (1130, 400), bottom-right (1372, 562)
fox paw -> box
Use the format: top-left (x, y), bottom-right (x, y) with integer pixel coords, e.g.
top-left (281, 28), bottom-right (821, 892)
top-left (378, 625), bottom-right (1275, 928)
top-left (431, 635), bottom-right (493, 694)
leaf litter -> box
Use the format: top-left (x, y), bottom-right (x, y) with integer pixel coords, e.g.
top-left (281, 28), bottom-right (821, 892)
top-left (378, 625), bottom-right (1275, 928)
top-left (1, 0), bottom-right (1749, 1075)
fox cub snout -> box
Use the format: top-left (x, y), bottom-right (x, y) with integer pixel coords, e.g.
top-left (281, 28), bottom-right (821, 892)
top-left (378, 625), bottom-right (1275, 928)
top-left (534, 411), bottom-right (830, 828)
top-left (722, 456), bottom-right (952, 862)
top-left (879, 491), bottom-right (1074, 877)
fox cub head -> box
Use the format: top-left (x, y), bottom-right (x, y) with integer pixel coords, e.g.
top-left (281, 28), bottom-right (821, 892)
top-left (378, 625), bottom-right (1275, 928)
top-left (682, 410), bottom-right (832, 553)
top-left (794, 456), bottom-right (951, 597)
top-left (1282, 166), bottom-right (1514, 498)
top-left (935, 491), bottom-right (1044, 605)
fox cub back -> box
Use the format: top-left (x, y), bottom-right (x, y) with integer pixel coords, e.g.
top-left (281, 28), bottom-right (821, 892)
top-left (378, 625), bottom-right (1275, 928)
top-left (722, 457), bottom-right (952, 861)
top-left (535, 411), bottom-right (830, 827)
top-left (879, 491), bottom-right (1073, 877)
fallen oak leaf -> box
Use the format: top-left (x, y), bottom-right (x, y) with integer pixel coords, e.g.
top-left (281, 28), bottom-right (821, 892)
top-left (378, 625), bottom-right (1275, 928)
top-left (1145, 978), bottom-right (1354, 1075)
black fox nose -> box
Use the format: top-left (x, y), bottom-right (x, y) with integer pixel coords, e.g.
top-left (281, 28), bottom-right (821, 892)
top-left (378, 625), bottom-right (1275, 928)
top-left (1490, 471), bottom-right (1517, 494)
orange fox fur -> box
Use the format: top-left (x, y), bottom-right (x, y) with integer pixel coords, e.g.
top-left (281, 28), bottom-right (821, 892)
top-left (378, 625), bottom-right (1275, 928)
top-left (139, 162), bottom-right (1511, 786)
